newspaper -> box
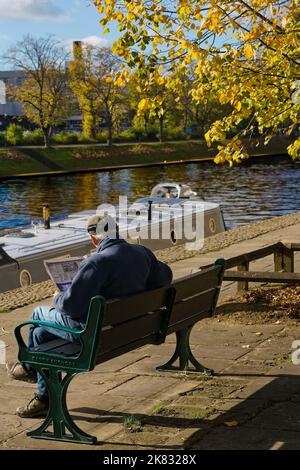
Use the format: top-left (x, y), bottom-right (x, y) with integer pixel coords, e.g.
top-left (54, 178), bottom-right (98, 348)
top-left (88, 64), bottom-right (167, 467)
top-left (44, 256), bottom-right (83, 292)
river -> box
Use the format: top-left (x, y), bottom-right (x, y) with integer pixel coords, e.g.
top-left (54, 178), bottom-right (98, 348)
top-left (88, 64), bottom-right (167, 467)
top-left (0, 155), bottom-right (299, 230)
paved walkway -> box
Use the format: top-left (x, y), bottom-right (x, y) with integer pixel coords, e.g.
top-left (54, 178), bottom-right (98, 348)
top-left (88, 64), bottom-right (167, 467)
top-left (1, 221), bottom-right (300, 450)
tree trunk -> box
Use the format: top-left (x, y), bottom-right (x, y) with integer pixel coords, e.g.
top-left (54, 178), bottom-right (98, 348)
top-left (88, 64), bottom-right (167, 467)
top-left (183, 110), bottom-right (188, 136)
top-left (107, 117), bottom-right (113, 146)
top-left (159, 116), bottom-right (164, 142)
top-left (42, 127), bottom-right (50, 148)
top-left (144, 116), bottom-right (148, 135)
top-left (107, 127), bottom-right (113, 146)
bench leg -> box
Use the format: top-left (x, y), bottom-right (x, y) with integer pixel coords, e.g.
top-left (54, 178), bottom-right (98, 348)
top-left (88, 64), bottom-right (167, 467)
top-left (27, 368), bottom-right (96, 445)
top-left (156, 326), bottom-right (213, 375)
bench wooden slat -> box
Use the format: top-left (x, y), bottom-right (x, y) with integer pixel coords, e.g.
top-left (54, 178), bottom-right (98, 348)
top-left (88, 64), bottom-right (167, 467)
top-left (167, 309), bottom-right (211, 335)
top-left (170, 288), bottom-right (217, 324)
top-left (173, 265), bottom-right (222, 300)
top-left (103, 287), bottom-right (170, 326)
top-left (96, 335), bottom-right (156, 365)
top-left (224, 270), bottom-right (300, 283)
top-left (31, 340), bottom-right (81, 357)
top-left (97, 309), bottom-right (165, 357)
top-left (96, 289), bottom-right (218, 363)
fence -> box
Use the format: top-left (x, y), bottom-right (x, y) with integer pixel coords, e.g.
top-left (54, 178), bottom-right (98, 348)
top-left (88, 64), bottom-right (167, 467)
top-left (203, 241), bottom-right (300, 293)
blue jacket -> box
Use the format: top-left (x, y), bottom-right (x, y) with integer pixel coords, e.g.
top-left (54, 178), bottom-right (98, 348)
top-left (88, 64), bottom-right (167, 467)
top-left (54, 237), bottom-right (173, 321)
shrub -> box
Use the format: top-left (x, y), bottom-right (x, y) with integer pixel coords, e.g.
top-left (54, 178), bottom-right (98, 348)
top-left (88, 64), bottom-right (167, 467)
top-left (112, 133), bottom-right (121, 143)
top-left (145, 125), bottom-right (159, 140)
top-left (0, 131), bottom-right (6, 146)
top-left (77, 134), bottom-right (95, 144)
top-left (52, 132), bottom-right (79, 145)
top-left (115, 128), bottom-right (140, 143)
top-left (120, 127), bottom-right (147, 142)
top-left (164, 127), bottom-right (186, 141)
top-left (188, 127), bottom-right (202, 139)
top-left (6, 124), bottom-right (23, 146)
top-left (95, 131), bottom-right (107, 143)
top-left (22, 128), bottom-right (44, 145)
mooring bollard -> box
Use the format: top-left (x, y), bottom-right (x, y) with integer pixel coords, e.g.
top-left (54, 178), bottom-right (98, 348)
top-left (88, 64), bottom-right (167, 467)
top-left (148, 200), bottom-right (153, 222)
top-left (43, 204), bottom-right (51, 230)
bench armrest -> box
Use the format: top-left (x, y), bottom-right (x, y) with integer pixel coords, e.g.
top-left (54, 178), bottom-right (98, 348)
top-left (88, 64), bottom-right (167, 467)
top-left (14, 296), bottom-right (106, 372)
top-left (15, 320), bottom-right (84, 351)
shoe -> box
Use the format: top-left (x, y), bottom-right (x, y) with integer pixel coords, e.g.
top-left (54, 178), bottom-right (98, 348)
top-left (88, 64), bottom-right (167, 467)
top-left (16, 394), bottom-right (49, 418)
top-left (6, 362), bottom-right (37, 383)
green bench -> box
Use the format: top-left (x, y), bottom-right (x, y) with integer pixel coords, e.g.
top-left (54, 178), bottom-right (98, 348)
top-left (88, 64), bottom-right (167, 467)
top-left (14, 260), bottom-right (224, 445)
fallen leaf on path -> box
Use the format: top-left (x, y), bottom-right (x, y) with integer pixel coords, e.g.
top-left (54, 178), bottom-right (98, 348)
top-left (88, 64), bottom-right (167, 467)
top-left (224, 421), bottom-right (239, 427)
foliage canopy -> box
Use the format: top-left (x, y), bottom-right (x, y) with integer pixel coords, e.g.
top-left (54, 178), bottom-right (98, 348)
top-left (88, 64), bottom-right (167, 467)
top-left (94, 0), bottom-right (300, 164)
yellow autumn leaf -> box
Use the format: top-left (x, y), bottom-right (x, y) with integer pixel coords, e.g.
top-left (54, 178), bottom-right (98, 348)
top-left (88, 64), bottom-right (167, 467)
top-left (224, 421), bottom-right (239, 427)
top-left (219, 93), bottom-right (228, 105)
top-left (191, 51), bottom-right (201, 60)
top-left (138, 98), bottom-right (150, 112)
top-left (244, 43), bottom-right (254, 60)
top-left (105, 76), bottom-right (113, 84)
top-left (205, 130), bottom-right (211, 147)
top-left (156, 76), bottom-right (165, 85)
top-left (126, 12), bottom-right (135, 21)
top-left (209, 12), bottom-right (220, 29)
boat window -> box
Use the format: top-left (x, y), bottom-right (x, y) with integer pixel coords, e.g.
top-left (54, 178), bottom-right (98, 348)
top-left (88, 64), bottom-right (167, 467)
top-left (5, 231), bottom-right (35, 238)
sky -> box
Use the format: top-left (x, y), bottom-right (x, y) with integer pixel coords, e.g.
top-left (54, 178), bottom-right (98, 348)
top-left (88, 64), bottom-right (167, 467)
top-left (0, 0), bottom-right (118, 67)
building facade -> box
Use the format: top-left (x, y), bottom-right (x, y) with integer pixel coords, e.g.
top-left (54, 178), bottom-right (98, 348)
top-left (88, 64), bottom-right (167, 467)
top-left (0, 71), bottom-right (26, 117)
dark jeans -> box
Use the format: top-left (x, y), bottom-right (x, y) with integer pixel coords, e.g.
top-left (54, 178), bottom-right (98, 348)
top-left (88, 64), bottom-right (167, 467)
top-left (27, 306), bottom-right (83, 399)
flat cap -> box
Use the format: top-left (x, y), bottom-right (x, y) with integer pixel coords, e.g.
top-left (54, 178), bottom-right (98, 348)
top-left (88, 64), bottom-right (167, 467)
top-left (87, 214), bottom-right (117, 236)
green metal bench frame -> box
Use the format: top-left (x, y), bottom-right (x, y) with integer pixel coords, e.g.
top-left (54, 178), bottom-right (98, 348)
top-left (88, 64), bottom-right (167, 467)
top-left (15, 296), bottom-right (106, 444)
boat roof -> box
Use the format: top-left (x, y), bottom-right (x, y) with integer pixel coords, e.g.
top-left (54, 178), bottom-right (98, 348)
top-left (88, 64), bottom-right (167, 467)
top-left (0, 199), bottom-right (220, 261)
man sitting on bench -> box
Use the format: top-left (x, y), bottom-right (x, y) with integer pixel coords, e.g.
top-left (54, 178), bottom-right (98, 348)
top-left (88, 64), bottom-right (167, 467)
top-left (8, 215), bottom-right (173, 418)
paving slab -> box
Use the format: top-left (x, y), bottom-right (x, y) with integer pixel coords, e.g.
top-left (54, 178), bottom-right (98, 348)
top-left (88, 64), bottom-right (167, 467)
top-left (106, 375), bottom-right (181, 399)
top-left (221, 359), bottom-right (274, 376)
top-left (247, 401), bottom-right (300, 432)
top-left (188, 426), bottom-right (300, 450)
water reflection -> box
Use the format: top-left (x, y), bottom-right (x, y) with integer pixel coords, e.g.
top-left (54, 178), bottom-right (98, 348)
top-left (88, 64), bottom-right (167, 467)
top-left (0, 155), bottom-right (299, 230)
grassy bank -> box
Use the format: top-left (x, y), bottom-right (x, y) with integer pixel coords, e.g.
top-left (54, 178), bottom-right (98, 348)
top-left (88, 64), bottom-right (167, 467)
top-left (0, 138), bottom-right (291, 179)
